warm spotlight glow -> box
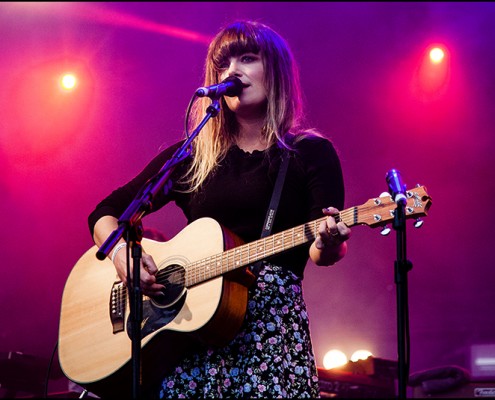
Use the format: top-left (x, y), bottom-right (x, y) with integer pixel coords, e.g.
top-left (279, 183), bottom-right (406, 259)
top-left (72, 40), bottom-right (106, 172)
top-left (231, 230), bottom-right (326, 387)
top-left (429, 47), bottom-right (445, 64)
top-left (323, 349), bottom-right (348, 369)
top-left (61, 73), bottom-right (77, 90)
top-left (350, 349), bottom-right (373, 362)
top-left (412, 43), bottom-right (451, 101)
top-left (4, 58), bottom-right (95, 158)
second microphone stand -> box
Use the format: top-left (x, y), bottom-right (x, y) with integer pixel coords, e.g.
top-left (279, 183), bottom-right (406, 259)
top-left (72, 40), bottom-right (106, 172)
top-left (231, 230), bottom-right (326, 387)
top-left (393, 195), bottom-right (413, 398)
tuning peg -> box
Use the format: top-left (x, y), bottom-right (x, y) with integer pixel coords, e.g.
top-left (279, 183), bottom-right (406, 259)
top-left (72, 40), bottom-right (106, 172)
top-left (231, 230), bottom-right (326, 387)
top-left (413, 218), bottom-right (424, 228)
top-left (380, 225), bottom-right (391, 236)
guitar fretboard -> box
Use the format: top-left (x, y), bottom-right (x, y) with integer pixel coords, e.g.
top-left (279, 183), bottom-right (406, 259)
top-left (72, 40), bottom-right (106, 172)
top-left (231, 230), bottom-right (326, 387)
top-left (186, 209), bottom-right (357, 286)
top-left (180, 185), bottom-right (430, 287)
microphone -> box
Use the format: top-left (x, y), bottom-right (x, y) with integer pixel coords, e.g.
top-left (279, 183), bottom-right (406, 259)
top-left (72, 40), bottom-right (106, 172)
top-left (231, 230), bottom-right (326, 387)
top-left (386, 169), bottom-right (407, 205)
top-left (195, 76), bottom-right (243, 99)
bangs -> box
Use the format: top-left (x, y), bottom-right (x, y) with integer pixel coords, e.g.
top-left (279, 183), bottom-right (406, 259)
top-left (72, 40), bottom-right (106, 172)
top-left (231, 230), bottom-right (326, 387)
top-left (210, 23), bottom-right (262, 70)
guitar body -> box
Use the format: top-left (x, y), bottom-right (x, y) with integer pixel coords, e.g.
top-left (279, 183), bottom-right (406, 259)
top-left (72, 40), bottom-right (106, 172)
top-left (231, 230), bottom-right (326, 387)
top-left (58, 217), bottom-right (252, 398)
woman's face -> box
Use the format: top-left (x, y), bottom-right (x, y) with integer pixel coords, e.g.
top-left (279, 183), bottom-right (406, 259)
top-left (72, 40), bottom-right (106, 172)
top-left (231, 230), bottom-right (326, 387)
top-left (218, 52), bottom-right (267, 117)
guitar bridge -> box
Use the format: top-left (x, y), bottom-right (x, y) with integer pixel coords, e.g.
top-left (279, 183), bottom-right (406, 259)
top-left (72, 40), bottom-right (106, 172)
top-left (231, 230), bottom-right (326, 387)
top-left (110, 280), bottom-right (126, 334)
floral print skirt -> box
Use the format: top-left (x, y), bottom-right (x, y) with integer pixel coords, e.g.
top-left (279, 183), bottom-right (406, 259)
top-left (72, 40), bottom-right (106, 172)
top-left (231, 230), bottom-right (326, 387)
top-left (159, 263), bottom-right (320, 398)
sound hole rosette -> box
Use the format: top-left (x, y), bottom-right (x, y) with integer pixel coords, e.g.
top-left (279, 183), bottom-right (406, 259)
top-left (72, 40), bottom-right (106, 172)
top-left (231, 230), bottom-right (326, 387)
top-left (151, 256), bottom-right (188, 308)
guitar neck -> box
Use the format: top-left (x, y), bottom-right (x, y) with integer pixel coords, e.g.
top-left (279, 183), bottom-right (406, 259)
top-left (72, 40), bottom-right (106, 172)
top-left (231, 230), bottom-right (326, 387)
top-left (185, 208), bottom-right (357, 287)
top-left (184, 185), bottom-right (431, 287)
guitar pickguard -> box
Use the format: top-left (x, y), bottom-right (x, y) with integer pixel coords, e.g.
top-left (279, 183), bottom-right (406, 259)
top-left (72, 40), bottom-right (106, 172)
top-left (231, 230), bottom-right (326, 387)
top-left (126, 263), bottom-right (188, 339)
top-left (127, 291), bottom-right (187, 339)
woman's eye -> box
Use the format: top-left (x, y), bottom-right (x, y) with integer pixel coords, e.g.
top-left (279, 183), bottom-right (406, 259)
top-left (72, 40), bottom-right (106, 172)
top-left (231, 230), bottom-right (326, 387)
top-left (241, 55), bottom-right (255, 62)
top-left (216, 58), bottom-right (230, 70)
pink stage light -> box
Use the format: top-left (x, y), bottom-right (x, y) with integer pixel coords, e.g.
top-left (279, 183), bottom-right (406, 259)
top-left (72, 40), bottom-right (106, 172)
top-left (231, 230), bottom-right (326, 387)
top-left (412, 44), bottom-right (451, 101)
top-left (5, 59), bottom-right (95, 158)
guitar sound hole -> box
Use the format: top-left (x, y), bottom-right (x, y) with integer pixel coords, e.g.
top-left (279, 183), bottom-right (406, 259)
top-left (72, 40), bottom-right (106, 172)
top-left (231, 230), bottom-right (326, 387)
top-left (152, 264), bottom-right (186, 307)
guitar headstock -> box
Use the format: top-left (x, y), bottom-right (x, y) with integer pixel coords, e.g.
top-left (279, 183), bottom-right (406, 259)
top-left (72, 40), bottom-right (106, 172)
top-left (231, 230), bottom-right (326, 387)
top-left (352, 185), bottom-right (432, 229)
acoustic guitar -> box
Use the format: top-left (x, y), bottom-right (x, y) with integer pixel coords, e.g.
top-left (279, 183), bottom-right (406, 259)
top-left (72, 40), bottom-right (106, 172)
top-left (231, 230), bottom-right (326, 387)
top-left (58, 186), bottom-right (431, 397)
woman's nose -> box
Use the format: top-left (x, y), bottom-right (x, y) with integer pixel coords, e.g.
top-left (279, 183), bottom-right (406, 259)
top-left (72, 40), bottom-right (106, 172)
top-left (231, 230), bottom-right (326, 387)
top-left (226, 60), bottom-right (242, 77)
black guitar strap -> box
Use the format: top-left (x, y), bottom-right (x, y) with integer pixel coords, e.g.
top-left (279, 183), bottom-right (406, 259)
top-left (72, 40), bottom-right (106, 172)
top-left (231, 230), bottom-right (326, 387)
top-left (250, 145), bottom-right (291, 277)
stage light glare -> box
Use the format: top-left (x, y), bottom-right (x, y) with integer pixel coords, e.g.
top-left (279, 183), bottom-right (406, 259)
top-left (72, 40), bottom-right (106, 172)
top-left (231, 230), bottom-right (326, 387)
top-left (350, 349), bottom-right (373, 362)
top-left (61, 73), bottom-right (77, 90)
top-left (412, 43), bottom-right (451, 101)
top-left (323, 349), bottom-right (348, 370)
top-left (429, 47), bottom-right (445, 64)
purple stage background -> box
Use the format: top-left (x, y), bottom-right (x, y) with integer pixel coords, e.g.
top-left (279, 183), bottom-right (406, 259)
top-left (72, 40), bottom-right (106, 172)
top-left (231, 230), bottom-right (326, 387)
top-left (1, 1), bottom-right (494, 392)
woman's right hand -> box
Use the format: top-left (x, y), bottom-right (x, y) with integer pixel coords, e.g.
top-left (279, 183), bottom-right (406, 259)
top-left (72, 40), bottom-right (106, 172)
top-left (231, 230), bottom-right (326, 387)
top-left (112, 245), bottom-right (165, 298)
top-left (94, 215), bottom-right (165, 298)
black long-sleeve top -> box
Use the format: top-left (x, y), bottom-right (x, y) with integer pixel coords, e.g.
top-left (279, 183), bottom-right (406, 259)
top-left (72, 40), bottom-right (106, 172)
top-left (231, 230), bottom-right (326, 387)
top-left (88, 135), bottom-right (344, 278)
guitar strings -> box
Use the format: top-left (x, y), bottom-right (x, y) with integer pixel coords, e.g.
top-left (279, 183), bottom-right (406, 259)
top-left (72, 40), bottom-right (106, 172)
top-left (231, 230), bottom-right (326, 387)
top-left (130, 202), bottom-right (398, 299)
top-left (152, 209), bottom-right (360, 289)
top-left (123, 193), bottom-right (415, 301)
top-left (154, 192), bottom-right (405, 287)
top-left (131, 211), bottom-right (331, 297)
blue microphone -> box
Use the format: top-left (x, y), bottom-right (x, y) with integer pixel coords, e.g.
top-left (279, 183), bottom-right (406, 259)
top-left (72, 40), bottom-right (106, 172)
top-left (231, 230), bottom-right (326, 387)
top-left (386, 169), bottom-right (407, 205)
top-left (195, 76), bottom-right (243, 99)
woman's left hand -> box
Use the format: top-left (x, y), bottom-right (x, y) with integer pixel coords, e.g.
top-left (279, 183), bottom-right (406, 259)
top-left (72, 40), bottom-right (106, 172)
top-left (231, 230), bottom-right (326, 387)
top-left (310, 206), bottom-right (351, 266)
top-left (315, 206), bottom-right (351, 250)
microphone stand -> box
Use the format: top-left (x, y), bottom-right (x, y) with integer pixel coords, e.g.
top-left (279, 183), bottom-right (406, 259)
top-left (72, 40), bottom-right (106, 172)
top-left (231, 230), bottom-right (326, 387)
top-left (393, 195), bottom-right (413, 398)
top-left (95, 98), bottom-right (221, 400)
